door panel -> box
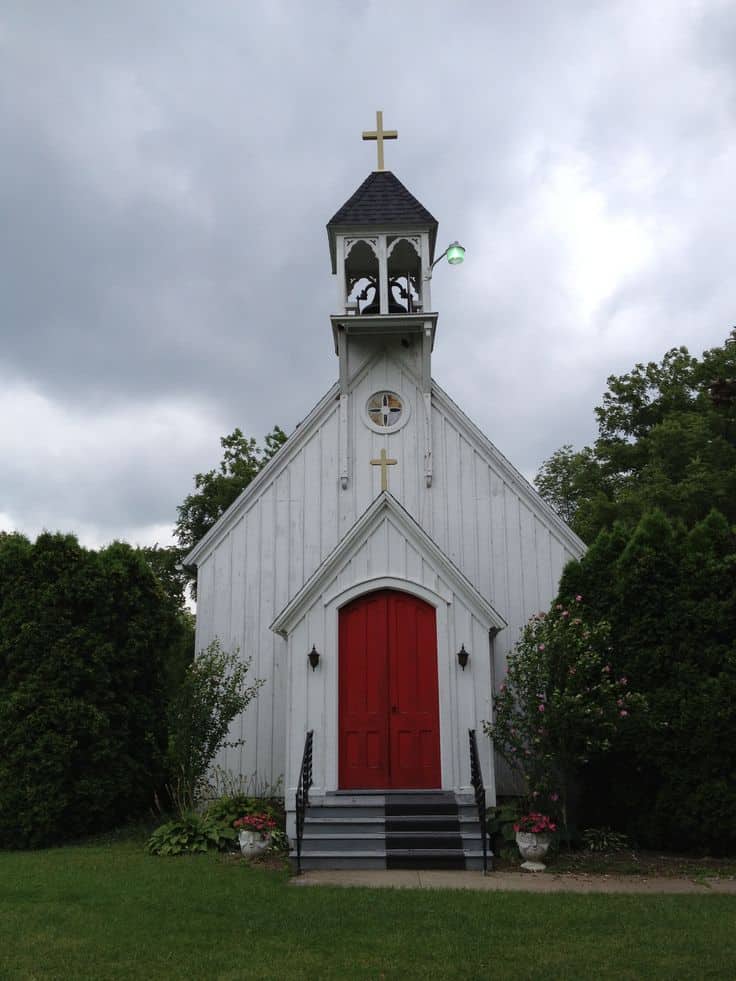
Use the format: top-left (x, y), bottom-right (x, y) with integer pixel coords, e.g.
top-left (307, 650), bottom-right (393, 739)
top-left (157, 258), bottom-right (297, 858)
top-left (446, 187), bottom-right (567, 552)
top-left (339, 590), bottom-right (440, 790)
top-left (388, 592), bottom-right (441, 788)
top-left (338, 592), bottom-right (390, 788)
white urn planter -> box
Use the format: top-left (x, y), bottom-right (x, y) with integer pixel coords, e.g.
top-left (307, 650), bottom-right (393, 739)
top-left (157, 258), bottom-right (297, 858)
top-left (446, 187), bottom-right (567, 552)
top-left (238, 830), bottom-right (271, 858)
top-left (516, 832), bottom-right (551, 872)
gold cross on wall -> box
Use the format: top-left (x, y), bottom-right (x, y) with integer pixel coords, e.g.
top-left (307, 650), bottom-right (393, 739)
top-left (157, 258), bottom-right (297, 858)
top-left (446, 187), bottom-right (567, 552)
top-left (362, 110), bottom-right (398, 172)
top-left (370, 448), bottom-right (397, 492)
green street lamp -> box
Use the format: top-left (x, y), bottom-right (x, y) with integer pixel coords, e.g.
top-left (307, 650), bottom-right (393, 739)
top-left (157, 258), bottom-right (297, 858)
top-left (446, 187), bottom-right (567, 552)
top-left (425, 240), bottom-right (466, 279)
top-left (446, 241), bottom-right (466, 265)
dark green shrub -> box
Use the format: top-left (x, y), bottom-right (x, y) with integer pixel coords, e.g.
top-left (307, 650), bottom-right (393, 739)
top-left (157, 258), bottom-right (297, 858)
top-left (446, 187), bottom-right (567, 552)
top-left (568, 509), bottom-right (736, 852)
top-left (0, 533), bottom-right (188, 848)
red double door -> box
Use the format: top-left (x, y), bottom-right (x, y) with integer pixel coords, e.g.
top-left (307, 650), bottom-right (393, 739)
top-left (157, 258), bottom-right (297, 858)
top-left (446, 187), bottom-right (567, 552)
top-left (338, 590), bottom-right (441, 790)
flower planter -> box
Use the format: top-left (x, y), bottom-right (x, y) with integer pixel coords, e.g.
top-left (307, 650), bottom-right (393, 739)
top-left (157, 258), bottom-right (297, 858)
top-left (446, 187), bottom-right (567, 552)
top-left (238, 830), bottom-right (271, 858)
top-left (515, 831), bottom-right (551, 871)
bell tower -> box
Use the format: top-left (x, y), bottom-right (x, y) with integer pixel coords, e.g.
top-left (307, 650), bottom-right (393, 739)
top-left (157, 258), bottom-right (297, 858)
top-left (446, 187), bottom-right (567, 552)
top-left (327, 112), bottom-right (463, 492)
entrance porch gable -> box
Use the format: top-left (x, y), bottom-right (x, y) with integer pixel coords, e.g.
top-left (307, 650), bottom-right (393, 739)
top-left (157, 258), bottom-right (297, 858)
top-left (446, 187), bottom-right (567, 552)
top-left (273, 493), bottom-right (501, 833)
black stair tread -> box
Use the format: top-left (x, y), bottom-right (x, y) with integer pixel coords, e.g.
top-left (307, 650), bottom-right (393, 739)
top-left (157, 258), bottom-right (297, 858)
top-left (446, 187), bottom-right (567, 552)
top-left (385, 831), bottom-right (462, 840)
top-left (386, 836), bottom-right (463, 850)
top-left (385, 802), bottom-right (458, 816)
top-left (386, 831), bottom-right (463, 839)
top-left (385, 814), bottom-right (459, 828)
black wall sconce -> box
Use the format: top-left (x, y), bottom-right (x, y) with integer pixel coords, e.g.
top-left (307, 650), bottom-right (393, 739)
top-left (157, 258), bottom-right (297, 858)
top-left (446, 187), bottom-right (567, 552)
top-left (308, 645), bottom-right (321, 671)
top-left (457, 644), bottom-right (470, 670)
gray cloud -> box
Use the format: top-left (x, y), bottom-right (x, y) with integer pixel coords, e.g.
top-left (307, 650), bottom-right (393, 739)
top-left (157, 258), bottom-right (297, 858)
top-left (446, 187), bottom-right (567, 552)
top-left (1, 0), bottom-right (735, 546)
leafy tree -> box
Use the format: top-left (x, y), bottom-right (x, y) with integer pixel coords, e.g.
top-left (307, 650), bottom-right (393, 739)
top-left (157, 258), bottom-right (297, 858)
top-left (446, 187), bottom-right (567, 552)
top-left (139, 544), bottom-right (191, 614)
top-left (536, 331), bottom-right (736, 541)
top-left (137, 544), bottom-right (195, 691)
top-left (175, 426), bottom-right (287, 556)
top-left (534, 444), bottom-right (611, 540)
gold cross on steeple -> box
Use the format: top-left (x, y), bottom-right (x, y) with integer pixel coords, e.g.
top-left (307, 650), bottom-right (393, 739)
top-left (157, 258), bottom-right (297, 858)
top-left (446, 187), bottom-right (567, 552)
top-left (362, 110), bottom-right (398, 172)
top-left (370, 448), bottom-right (397, 491)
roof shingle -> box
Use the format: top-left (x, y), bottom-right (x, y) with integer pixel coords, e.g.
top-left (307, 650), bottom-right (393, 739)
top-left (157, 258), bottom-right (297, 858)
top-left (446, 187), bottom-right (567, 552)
top-left (326, 171), bottom-right (438, 270)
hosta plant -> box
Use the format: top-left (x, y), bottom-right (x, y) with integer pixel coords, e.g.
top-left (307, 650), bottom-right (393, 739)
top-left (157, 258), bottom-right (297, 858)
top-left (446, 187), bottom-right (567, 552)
top-left (146, 813), bottom-right (236, 856)
top-left (582, 827), bottom-right (630, 852)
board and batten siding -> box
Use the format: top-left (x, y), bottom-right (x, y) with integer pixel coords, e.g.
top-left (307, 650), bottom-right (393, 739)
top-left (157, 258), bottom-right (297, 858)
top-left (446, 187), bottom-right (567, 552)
top-left (273, 499), bottom-right (500, 807)
top-left (192, 345), bottom-right (583, 790)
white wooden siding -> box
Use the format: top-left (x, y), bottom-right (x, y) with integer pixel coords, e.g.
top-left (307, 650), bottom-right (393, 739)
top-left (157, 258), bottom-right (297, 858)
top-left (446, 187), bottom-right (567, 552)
top-left (193, 341), bottom-right (583, 790)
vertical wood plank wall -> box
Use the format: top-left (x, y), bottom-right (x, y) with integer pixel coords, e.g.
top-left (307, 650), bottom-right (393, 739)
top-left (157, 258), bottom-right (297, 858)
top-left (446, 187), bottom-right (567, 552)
top-left (194, 342), bottom-right (582, 790)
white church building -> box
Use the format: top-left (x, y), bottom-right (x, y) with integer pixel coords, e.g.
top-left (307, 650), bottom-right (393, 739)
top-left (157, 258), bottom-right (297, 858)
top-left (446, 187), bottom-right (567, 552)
top-left (186, 115), bottom-right (584, 869)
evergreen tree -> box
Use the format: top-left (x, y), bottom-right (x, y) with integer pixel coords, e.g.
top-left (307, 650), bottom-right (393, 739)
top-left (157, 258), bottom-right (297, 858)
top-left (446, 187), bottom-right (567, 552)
top-left (0, 533), bottom-right (187, 847)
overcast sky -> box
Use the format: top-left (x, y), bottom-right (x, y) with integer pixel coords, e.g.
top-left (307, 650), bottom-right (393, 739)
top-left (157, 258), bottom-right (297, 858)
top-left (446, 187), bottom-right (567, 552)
top-left (1, 1), bottom-right (734, 550)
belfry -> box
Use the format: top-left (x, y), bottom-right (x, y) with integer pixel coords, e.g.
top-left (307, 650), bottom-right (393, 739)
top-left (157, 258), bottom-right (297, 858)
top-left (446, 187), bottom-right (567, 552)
top-left (186, 113), bottom-right (584, 870)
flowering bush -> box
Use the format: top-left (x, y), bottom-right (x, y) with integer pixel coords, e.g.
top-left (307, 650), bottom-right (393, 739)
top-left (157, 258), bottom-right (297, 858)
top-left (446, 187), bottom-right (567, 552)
top-left (234, 813), bottom-right (277, 838)
top-left (483, 596), bottom-right (644, 833)
top-left (514, 812), bottom-right (557, 834)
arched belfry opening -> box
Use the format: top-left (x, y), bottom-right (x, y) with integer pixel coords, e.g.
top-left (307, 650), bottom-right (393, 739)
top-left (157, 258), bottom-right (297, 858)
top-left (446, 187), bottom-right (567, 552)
top-left (343, 236), bottom-right (423, 315)
top-left (387, 236), bottom-right (422, 313)
top-left (344, 238), bottom-right (379, 314)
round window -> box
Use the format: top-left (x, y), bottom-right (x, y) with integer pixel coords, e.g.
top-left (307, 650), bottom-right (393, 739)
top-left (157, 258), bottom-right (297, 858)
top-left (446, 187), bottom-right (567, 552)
top-left (365, 391), bottom-right (409, 433)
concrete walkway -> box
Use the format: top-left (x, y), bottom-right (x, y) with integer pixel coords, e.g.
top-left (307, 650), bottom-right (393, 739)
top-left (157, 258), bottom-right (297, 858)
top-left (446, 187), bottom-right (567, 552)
top-left (291, 869), bottom-right (736, 894)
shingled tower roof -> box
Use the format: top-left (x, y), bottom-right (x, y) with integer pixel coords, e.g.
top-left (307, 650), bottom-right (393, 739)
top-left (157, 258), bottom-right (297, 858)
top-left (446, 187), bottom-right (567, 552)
top-left (326, 171), bottom-right (438, 272)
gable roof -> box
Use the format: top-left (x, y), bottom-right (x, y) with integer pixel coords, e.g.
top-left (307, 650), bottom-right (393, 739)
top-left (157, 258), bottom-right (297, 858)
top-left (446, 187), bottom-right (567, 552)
top-left (184, 368), bottom-right (585, 570)
top-left (270, 491), bottom-right (507, 637)
top-left (430, 381), bottom-right (587, 557)
top-left (327, 171), bottom-right (438, 271)
top-left (183, 382), bottom-right (340, 567)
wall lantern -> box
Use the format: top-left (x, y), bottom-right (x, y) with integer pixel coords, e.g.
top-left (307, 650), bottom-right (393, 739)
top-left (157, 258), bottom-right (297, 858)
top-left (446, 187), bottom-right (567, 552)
top-left (308, 645), bottom-right (321, 671)
top-left (457, 644), bottom-right (470, 670)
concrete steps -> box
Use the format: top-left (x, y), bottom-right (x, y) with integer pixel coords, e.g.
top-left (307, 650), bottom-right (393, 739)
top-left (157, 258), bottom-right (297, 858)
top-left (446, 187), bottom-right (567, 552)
top-left (292, 791), bottom-right (491, 872)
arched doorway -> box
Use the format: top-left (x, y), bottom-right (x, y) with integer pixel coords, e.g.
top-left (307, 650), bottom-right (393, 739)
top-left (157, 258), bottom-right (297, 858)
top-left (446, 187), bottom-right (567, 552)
top-left (338, 589), bottom-right (441, 790)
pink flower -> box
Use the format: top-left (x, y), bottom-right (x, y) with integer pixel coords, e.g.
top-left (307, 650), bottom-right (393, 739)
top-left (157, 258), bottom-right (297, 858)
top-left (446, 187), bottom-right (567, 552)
top-left (538, 704), bottom-right (545, 713)
top-left (549, 792), bottom-right (559, 802)
top-left (620, 709), bottom-right (628, 717)
top-left (575, 594), bottom-right (583, 602)
top-left (538, 643), bottom-right (546, 651)
top-left (561, 610), bottom-right (570, 618)
top-left (619, 677), bottom-right (628, 686)
top-left (617, 699), bottom-right (624, 707)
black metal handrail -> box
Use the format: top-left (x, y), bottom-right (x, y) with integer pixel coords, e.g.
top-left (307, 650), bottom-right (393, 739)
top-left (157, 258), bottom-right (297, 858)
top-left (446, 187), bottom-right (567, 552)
top-left (295, 729), bottom-right (313, 875)
top-left (469, 729), bottom-right (489, 874)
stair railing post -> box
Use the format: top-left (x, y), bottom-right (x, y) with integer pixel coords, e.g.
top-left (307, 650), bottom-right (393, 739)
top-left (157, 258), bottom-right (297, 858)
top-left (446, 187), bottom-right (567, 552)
top-left (468, 729), bottom-right (490, 875)
top-left (295, 730), bottom-right (313, 876)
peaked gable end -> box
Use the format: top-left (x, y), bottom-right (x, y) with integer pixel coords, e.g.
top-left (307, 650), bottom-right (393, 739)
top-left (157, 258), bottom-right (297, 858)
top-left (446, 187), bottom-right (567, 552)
top-left (185, 382), bottom-right (341, 567)
top-left (271, 491), bottom-right (506, 638)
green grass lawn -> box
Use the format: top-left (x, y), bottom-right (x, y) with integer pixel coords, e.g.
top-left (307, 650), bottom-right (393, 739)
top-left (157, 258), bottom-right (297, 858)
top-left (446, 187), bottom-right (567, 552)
top-left (1, 837), bottom-right (735, 980)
